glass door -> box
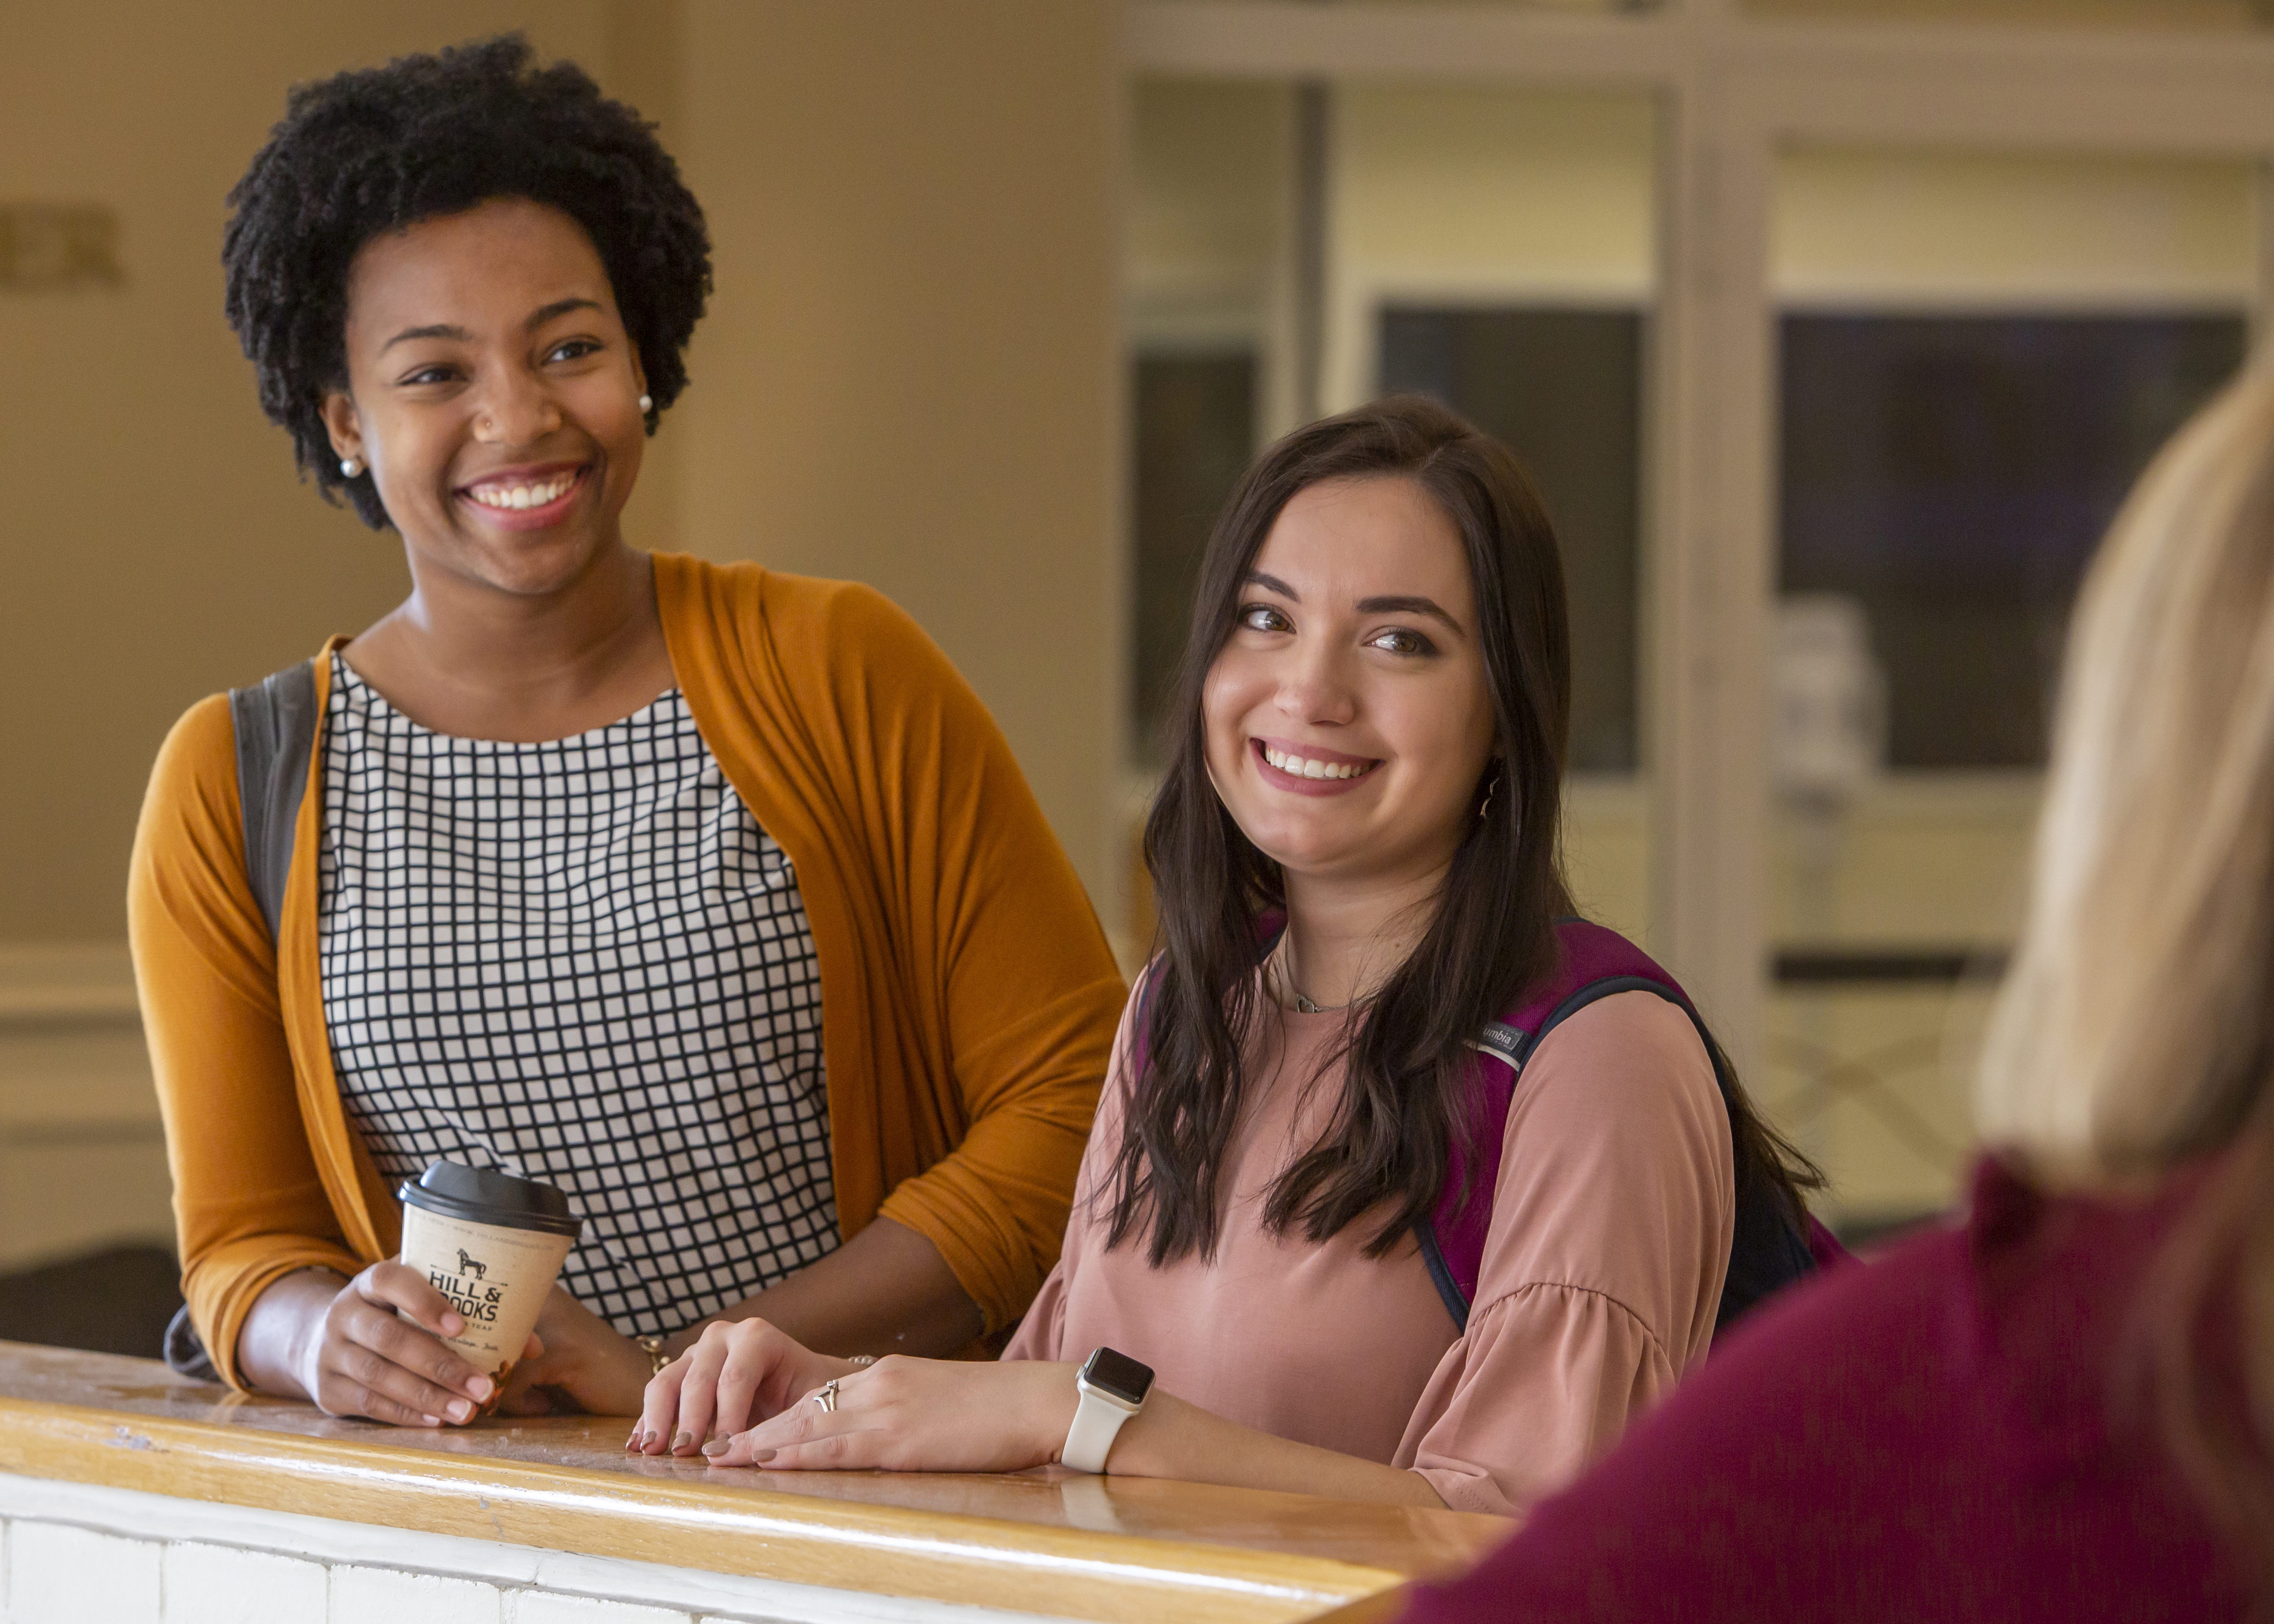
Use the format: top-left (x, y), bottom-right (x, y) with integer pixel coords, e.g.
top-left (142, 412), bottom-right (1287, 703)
top-left (1759, 144), bottom-right (2257, 1233)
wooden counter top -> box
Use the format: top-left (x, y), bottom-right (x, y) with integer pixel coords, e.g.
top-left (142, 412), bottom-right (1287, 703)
top-left (0, 1342), bottom-right (1505, 1622)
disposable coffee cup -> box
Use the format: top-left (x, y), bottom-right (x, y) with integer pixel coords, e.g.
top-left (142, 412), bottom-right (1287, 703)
top-left (398, 1161), bottom-right (582, 1413)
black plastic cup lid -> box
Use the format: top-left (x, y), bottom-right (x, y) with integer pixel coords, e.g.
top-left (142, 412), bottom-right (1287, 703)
top-left (398, 1160), bottom-right (583, 1239)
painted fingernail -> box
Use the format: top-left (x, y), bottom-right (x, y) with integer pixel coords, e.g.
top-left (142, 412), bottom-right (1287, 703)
top-left (670, 1431), bottom-right (694, 1453)
top-left (751, 1448), bottom-right (776, 1464)
top-left (422, 1414), bottom-right (442, 1426)
top-left (466, 1375), bottom-right (494, 1400)
top-left (447, 1399), bottom-right (473, 1423)
top-left (701, 1437), bottom-right (731, 1457)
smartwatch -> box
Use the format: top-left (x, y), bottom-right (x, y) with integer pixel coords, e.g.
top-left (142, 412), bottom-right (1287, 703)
top-left (1060, 1346), bottom-right (1154, 1473)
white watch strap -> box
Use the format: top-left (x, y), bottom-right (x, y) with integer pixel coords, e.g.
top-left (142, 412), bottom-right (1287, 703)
top-left (1061, 1380), bottom-right (1138, 1474)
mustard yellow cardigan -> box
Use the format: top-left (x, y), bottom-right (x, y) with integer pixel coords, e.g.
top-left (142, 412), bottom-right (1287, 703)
top-left (128, 553), bottom-right (1126, 1388)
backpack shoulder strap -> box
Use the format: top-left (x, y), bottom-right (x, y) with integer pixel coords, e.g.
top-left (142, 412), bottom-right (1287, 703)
top-left (1419, 920), bottom-right (1726, 1331)
top-left (227, 659), bottom-right (318, 944)
top-left (168, 658), bottom-right (317, 1376)
top-left (1421, 919), bottom-right (1821, 1336)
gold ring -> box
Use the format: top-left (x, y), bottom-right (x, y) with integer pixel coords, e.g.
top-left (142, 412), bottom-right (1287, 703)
top-left (811, 1379), bottom-right (840, 1414)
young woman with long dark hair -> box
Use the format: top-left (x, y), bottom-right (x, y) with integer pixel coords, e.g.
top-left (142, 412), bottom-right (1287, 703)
top-left (632, 397), bottom-right (1818, 1511)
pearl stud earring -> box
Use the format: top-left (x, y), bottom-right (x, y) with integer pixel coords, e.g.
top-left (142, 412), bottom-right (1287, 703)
top-left (340, 456), bottom-right (364, 478)
top-left (638, 393), bottom-right (653, 414)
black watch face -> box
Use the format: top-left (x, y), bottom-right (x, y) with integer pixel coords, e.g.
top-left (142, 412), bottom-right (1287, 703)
top-left (1082, 1346), bottom-right (1154, 1406)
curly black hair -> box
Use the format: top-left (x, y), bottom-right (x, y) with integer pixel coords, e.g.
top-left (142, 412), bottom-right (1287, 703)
top-left (222, 34), bottom-right (711, 529)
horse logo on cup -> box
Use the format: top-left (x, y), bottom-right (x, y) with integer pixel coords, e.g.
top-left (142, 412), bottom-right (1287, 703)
top-left (427, 1249), bottom-right (504, 1324)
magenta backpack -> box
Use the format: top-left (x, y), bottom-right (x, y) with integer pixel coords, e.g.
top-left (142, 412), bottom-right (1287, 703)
top-left (1420, 918), bottom-right (1847, 1333)
top-left (1132, 917), bottom-right (1847, 1335)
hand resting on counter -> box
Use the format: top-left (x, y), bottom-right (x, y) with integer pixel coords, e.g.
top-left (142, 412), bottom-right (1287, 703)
top-left (631, 1318), bottom-right (1076, 1472)
top-left (633, 1319), bottom-right (1448, 1506)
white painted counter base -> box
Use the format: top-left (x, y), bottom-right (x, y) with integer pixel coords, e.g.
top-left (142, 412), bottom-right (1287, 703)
top-left (0, 1471), bottom-right (1067, 1624)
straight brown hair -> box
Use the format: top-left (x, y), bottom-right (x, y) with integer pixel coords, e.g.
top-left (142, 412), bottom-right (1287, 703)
top-left (1105, 396), bottom-right (1817, 1265)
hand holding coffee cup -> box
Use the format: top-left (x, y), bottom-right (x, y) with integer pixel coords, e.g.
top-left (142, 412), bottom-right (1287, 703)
top-left (397, 1161), bottom-right (584, 1418)
top-left (283, 1258), bottom-right (513, 1427)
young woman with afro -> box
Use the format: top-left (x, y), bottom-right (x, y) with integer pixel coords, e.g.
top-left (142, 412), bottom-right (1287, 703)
top-left (127, 35), bottom-right (1124, 1431)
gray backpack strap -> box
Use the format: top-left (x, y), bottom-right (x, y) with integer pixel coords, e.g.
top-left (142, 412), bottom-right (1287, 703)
top-left (228, 660), bottom-right (319, 944)
top-left (169, 660), bottom-right (321, 1380)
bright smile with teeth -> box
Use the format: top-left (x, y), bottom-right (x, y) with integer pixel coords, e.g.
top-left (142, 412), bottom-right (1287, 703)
top-left (467, 469), bottom-right (581, 510)
top-left (1262, 744), bottom-right (1377, 781)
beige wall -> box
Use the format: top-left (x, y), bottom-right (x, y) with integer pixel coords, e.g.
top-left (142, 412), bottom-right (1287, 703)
top-left (0, 1), bottom-right (1122, 947)
top-left (0, 4), bottom-right (600, 943)
top-left (674, 0), bottom-right (1123, 922)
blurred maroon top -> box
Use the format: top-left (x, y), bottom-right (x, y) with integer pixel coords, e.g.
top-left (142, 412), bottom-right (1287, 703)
top-left (1400, 1157), bottom-right (2253, 1623)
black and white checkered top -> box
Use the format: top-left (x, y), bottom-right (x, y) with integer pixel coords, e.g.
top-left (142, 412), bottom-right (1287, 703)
top-left (315, 653), bottom-right (839, 1338)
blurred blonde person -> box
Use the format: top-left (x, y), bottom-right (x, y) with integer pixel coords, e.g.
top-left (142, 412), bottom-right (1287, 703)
top-left (1399, 364), bottom-right (2274, 1619)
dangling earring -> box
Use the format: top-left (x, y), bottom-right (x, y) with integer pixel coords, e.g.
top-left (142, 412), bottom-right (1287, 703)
top-left (638, 393), bottom-right (653, 414)
top-left (339, 455), bottom-right (364, 478)
top-left (1478, 763), bottom-right (1500, 821)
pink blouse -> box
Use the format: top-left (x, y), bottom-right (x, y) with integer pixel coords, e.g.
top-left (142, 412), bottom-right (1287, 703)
top-left (1002, 982), bottom-right (1736, 1515)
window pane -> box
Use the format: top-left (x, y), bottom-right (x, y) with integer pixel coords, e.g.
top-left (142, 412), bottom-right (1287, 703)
top-left (1131, 353), bottom-right (1257, 763)
top-left (1780, 312), bottom-right (2245, 768)
top-left (1380, 306), bottom-right (1644, 772)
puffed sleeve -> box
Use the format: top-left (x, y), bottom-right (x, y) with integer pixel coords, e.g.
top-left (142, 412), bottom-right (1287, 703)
top-left (1393, 991), bottom-right (1735, 1515)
